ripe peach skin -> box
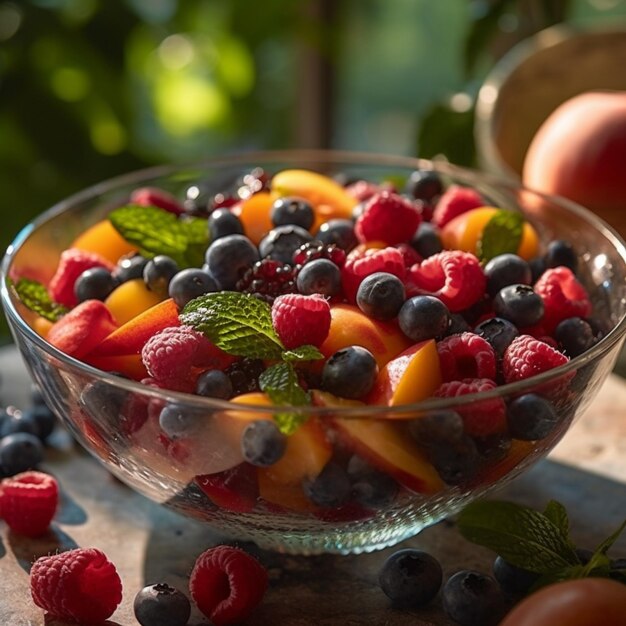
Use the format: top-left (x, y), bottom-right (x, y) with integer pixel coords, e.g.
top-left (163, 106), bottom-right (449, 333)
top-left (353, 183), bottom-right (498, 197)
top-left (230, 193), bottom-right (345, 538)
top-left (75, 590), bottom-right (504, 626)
top-left (523, 90), bottom-right (626, 236)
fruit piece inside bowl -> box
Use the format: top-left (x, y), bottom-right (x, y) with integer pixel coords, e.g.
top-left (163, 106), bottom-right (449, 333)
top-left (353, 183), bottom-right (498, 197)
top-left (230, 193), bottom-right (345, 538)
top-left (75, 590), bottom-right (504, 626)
top-left (2, 150), bottom-right (626, 555)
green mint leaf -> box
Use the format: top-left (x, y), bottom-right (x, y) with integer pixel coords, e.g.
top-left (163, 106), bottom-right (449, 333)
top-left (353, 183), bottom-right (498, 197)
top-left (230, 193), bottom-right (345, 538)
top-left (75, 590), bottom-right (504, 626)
top-left (259, 362), bottom-right (311, 435)
top-left (109, 205), bottom-right (209, 268)
top-left (180, 291), bottom-right (284, 360)
top-left (476, 209), bottom-right (524, 263)
top-left (543, 500), bottom-right (571, 542)
top-left (10, 278), bottom-right (68, 322)
top-left (593, 518), bottom-right (626, 556)
top-left (581, 552), bottom-right (612, 578)
top-left (457, 500), bottom-right (579, 573)
top-left (282, 345), bottom-right (324, 362)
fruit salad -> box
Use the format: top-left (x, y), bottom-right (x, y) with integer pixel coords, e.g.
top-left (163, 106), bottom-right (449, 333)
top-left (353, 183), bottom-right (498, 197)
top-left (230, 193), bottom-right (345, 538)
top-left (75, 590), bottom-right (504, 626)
top-left (7, 165), bottom-right (607, 525)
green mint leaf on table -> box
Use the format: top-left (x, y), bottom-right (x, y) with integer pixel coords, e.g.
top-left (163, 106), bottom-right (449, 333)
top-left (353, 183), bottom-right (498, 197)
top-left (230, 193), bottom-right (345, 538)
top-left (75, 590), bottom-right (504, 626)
top-left (476, 209), bottom-right (524, 263)
top-left (10, 278), bottom-right (68, 322)
top-left (180, 291), bottom-right (285, 360)
top-left (457, 500), bottom-right (579, 573)
top-left (259, 362), bottom-right (311, 435)
top-left (282, 345), bottom-right (324, 362)
top-left (543, 499), bottom-right (571, 543)
top-left (109, 205), bottom-right (209, 268)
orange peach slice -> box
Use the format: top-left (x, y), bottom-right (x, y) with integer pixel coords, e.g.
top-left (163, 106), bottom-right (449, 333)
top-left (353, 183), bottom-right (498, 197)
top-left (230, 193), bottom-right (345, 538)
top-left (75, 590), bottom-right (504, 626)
top-left (83, 354), bottom-right (148, 380)
top-left (105, 278), bottom-right (165, 326)
top-left (319, 304), bottom-right (412, 369)
top-left (367, 340), bottom-right (442, 407)
top-left (71, 219), bottom-right (137, 264)
top-left (234, 191), bottom-right (276, 246)
top-left (441, 207), bottom-right (539, 260)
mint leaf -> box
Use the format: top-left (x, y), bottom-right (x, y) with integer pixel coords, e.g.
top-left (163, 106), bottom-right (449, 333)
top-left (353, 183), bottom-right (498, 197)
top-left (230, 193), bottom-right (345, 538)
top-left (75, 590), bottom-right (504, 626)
top-left (593, 518), bottom-right (626, 556)
top-left (109, 205), bottom-right (209, 268)
top-left (259, 362), bottom-right (311, 434)
top-left (477, 209), bottom-right (524, 263)
top-left (282, 345), bottom-right (324, 362)
top-left (457, 500), bottom-right (579, 573)
top-left (180, 291), bottom-right (284, 360)
top-left (543, 500), bottom-right (571, 542)
top-left (10, 278), bottom-right (68, 322)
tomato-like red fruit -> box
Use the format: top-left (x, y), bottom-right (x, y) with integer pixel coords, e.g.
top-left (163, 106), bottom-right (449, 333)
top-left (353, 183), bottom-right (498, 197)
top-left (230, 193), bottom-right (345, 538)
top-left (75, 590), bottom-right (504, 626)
top-left (499, 578), bottom-right (626, 626)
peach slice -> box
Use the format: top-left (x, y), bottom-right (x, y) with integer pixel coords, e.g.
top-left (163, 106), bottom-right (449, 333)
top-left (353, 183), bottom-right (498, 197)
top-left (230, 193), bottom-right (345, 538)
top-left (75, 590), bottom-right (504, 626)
top-left (319, 304), bottom-right (412, 369)
top-left (332, 418), bottom-right (444, 494)
top-left (105, 278), bottom-right (165, 326)
top-left (89, 298), bottom-right (179, 357)
top-left (83, 353), bottom-right (148, 380)
top-left (233, 191), bottom-right (276, 246)
top-left (441, 207), bottom-right (539, 260)
top-left (367, 340), bottom-right (442, 407)
top-left (71, 219), bottom-right (137, 264)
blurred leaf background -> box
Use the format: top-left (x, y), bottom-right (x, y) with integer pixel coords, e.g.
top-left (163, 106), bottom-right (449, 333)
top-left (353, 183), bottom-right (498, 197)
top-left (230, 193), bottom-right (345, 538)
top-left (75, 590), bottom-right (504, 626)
top-left (1, 0), bottom-right (625, 341)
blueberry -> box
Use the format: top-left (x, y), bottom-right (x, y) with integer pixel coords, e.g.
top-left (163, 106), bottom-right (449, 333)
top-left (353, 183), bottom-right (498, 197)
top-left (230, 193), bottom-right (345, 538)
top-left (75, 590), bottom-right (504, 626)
top-left (356, 272), bottom-right (406, 320)
top-left (303, 461), bottom-right (351, 508)
top-left (19, 405), bottom-right (56, 441)
top-left (0, 433), bottom-right (44, 475)
top-left (506, 393), bottom-right (558, 440)
top-left (493, 284), bottom-right (544, 328)
top-left (133, 583), bottom-right (191, 626)
top-left (168, 268), bottom-right (218, 309)
top-left (409, 411), bottom-right (465, 448)
top-left (447, 314), bottom-right (471, 335)
top-left (484, 254), bottom-right (531, 297)
top-left (208, 207), bottom-right (243, 240)
top-left (427, 436), bottom-right (480, 485)
top-left (545, 239), bottom-right (578, 273)
top-left (195, 369), bottom-right (233, 399)
top-left (475, 433), bottom-right (512, 463)
top-left (493, 556), bottom-right (539, 595)
top-left (74, 267), bottom-right (118, 302)
top-left (529, 255), bottom-right (547, 282)
top-left (114, 254), bottom-right (149, 283)
top-left (321, 346), bottom-right (378, 399)
top-left (406, 170), bottom-right (443, 203)
top-left (398, 295), bottom-right (450, 342)
top-left (158, 404), bottom-right (203, 440)
top-left (143, 255), bottom-right (180, 295)
top-left (411, 222), bottom-right (443, 259)
top-left (271, 197), bottom-right (315, 230)
top-left (554, 317), bottom-right (595, 357)
top-left (259, 225), bottom-right (313, 264)
top-left (205, 234), bottom-right (259, 290)
top-left (0, 410), bottom-right (40, 439)
top-left (379, 549), bottom-right (442, 607)
top-left (80, 381), bottom-right (126, 424)
top-left (610, 556), bottom-right (626, 571)
top-left (241, 420), bottom-right (287, 467)
top-left (296, 258), bottom-right (341, 297)
top-left (315, 219), bottom-right (358, 251)
top-left (347, 456), bottom-right (397, 509)
top-left (442, 570), bottom-right (505, 626)
top-left (474, 317), bottom-right (519, 358)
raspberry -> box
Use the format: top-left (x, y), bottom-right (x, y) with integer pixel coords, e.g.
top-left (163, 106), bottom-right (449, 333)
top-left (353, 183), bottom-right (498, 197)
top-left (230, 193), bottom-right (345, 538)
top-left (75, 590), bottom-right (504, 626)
top-left (30, 548), bottom-right (122, 623)
top-left (271, 293), bottom-right (331, 349)
top-left (407, 250), bottom-right (486, 312)
top-left (345, 179), bottom-right (394, 202)
top-left (48, 248), bottom-right (115, 308)
top-left (195, 463), bottom-right (259, 512)
top-left (236, 259), bottom-right (297, 303)
top-left (0, 471), bottom-right (58, 536)
top-left (533, 266), bottom-right (592, 332)
top-left (431, 185), bottom-right (485, 227)
top-left (355, 191), bottom-right (421, 246)
top-left (503, 334), bottom-right (569, 384)
top-left (189, 545), bottom-right (268, 626)
top-left (395, 243), bottom-right (422, 268)
top-left (341, 246), bottom-right (406, 303)
top-left (130, 186), bottom-right (185, 215)
top-left (437, 332), bottom-right (497, 382)
top-left (141, 325), bottom-right (229, 389)
top-left (47, 300), bottom-right (118, 359)
top-left (292, 240), bottom-right (346, 268)
top-left (434, 378), bottom-right (506, 437)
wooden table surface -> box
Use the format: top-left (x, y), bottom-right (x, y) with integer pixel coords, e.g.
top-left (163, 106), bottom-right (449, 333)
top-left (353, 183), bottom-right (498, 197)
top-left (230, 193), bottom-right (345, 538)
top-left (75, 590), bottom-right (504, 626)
top-left (0, 346), bottom-right (625, 626)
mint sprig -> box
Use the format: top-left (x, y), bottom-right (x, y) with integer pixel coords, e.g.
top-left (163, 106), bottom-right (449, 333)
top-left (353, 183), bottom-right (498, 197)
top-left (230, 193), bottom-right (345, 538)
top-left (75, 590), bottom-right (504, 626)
top-left (458, 499), bottom-right (626, 590)
top-left (282, 344), bottom-right (324, 362)
top-left (259, 362), bottom-right (311, 434)
top-left (476, 209), bottom-right (524, 263)
top-left (9, 278), bottom-right (68, 322)
top-left (109, 205), bottom-right (209, 268)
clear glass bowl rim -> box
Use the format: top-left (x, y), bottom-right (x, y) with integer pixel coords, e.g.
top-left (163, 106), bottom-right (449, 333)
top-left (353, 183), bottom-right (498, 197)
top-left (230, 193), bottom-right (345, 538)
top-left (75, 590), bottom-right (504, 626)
top-left (2, 148), bottom-right (626, 418)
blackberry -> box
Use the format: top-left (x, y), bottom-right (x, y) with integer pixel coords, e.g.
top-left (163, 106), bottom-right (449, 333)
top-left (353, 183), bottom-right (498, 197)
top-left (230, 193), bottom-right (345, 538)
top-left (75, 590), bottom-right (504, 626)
top-left (236, 259), bottom-right (297, 303)
top-left (225, 359), bottom-right (265, 395)
top-left (292, 240), bottom-right (346, 268)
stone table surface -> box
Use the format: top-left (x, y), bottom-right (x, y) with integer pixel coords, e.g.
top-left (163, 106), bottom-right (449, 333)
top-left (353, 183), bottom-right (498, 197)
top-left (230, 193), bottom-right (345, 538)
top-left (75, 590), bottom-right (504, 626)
top-left (0, 345), bottom-right (625, 626)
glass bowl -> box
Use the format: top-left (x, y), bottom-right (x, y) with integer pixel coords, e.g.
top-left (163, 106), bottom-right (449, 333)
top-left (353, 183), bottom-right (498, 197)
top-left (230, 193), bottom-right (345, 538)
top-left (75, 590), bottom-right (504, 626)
top-left (2, 150), bottom-right (626, 555)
